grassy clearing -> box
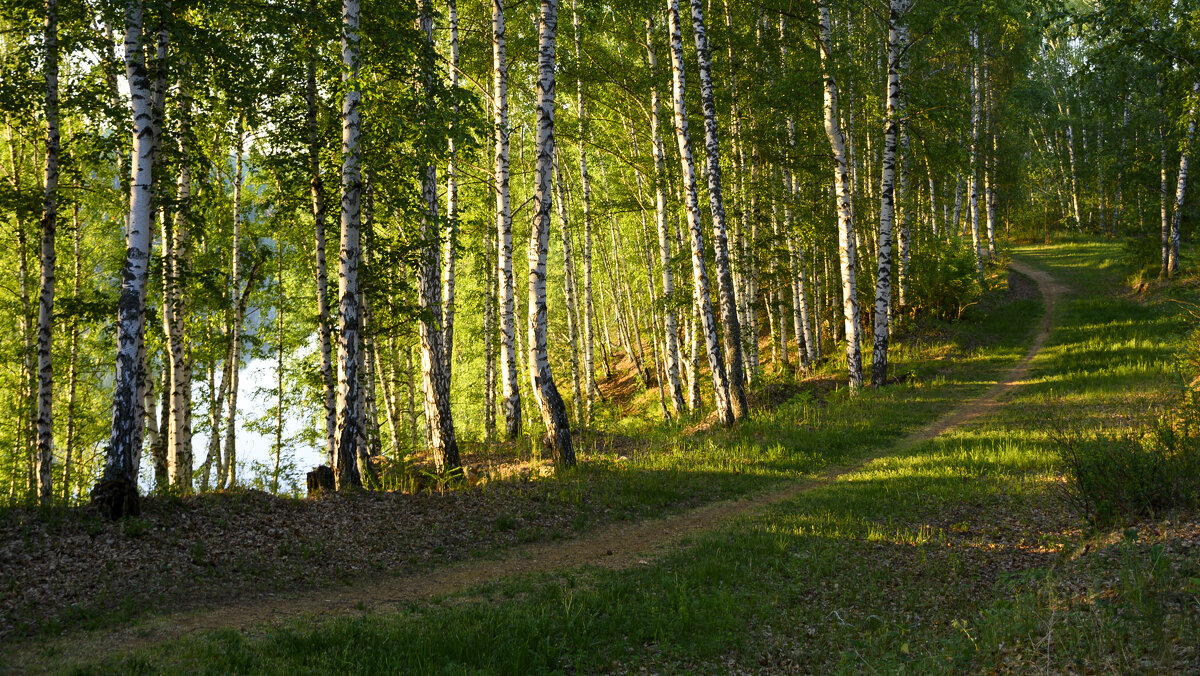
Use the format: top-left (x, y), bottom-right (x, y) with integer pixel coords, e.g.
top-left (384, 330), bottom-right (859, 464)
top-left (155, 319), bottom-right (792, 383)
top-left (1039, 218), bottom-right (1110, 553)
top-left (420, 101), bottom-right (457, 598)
top-left (0, 260), bottom-right (1037, 645)
top-left (539, 260), bottom-right (1039, 527)
top-left (73, 242), bottom-right (1200, 674)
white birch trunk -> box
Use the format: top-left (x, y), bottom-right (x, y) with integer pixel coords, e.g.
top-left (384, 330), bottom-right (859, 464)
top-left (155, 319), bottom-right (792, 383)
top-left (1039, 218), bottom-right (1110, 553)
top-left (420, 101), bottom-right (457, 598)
top-left (334, 0), bottom-right (364, 489)
top-left (62, 204), bottom-right (80, 500)
top-left (35, 0), bottom-right (59, 502)
top-left (647, 16), bottom-right (685, 414)
top-left (983, 65), bottom-right (996, 258)
top-left (1168, 81), bottom-right (1200, 277)
top-left (419, 0), bottom-right (460, 473)
top-left (571, 0), bottom-right (597, 423)
top-left (223, 122), bottom-right (244, 488)
top-left (818, 1), bottom-right (863, 389)
top-left (969, 30), bottom-right (984, 283)
top-left (443, 0), bottom-right (459, 376)
top-left (99, 0), bottom-right (155, 515)
top-left (667, 0), bottom-right (733, 425)
top-left (528, 0), bottom-right (574, 464)
top-left (871, 0), bottom-right (906, 388)
top-left (688, 0), bottom-right (746, 420)
top-left (307, 39), bottom-right (336, 466)
top-left (494, 0), bottom-right (522, 440)
top-left (553, 158), bottom-right (584, 424)
top-left (895, 7), bottom-right (912, 307)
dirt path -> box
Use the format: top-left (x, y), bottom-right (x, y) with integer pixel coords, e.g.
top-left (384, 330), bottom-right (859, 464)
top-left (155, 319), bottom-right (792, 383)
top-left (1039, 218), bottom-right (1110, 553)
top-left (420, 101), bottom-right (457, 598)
top-left (5, 262), bottom-right (1062, 673)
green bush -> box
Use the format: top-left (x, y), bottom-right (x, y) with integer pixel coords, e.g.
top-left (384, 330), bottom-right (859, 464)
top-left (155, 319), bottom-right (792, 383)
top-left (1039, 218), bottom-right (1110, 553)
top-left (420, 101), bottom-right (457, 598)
top-left (1121, 235), bottom-right (1161, 285)
top-left (1060, 412), bottom-right (1200, 525)
top-left (905, 238), bottom-right (984, 320)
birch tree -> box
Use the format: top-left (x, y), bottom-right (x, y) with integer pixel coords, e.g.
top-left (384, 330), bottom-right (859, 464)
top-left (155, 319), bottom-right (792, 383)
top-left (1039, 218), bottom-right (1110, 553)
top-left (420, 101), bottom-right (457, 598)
top-left (1167, 80), bottom-right (1200, 278)
top-left (647, 16), bottom-right (684, 414)
top-left (96, 0), bottom-right (156, 517)
top-left (306, 24), bottom-right (336, 465)
top-left (494, 0), bottom-right (521, 440)
top-left (871, 0), bottom-right (908, 389)
top-left (688, 0), bottom-right (746, 421)
top-left (528, 0), bottom-right (574, 465)
top-left (817, 0), bottom-right (863, 389)
top-left (419, 0), bottom-right (459, 472)
top-left (35, 0), bottom-right (59, 502)
top-left (334, 0), bottom-right (364, 489)
top-left (667, 0), bottom-right (734, 425)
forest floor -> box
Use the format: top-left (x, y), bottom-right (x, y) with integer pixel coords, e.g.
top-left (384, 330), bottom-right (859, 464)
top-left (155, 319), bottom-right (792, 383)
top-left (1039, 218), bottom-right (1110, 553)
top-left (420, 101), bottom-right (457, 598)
top-left (1, 260), bottom-right (1062, 675)
top-left (6, 242), bottom-right (1200, 673)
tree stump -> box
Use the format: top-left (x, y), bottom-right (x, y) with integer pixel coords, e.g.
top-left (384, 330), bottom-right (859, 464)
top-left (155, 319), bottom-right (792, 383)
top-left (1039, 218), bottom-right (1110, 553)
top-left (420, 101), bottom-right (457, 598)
top-left (306, 465), bottom-right (335, 496)
top-left (90, 478), bottom-right (141, 520)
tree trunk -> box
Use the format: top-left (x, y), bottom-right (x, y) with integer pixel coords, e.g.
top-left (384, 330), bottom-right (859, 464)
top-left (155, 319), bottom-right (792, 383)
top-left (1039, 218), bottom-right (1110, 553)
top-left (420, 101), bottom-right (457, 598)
top-left (969, 30), bottom-right (984, 285)
top-left (98, 0), bottom-right (157, 517)
top-left (443, 0), bottom-right (459, 377)
top-left (494, 0), bottom-right (522, 441)
top-left (528, 0), bottom-right (574, 465)
top-left (419, 0), bottom-right (460, 473)
top-left (895, 10), bottom-right (913, 307)
top-left (688, 0), bottom-right (746, 420)
top-left (647, 16), bottom-right (685, 414)
top-left (554, 158), bottom-right (584, 424)
top-left (667, 0), bottom-right (733, 425)
top-left (62, 204), bottom-right (80, 501)
top-left (1168, 81), bottom-right (1200, 278)
top-left (871, 0), bottom-right (907, 389)
top-left (222, 120), bottom-right (244, 489)
top-left (35, 0), bottom-right (59, 503)
top-left (817, 1), bottom-right (863, 389)
top-left (571, 0), bottom-right (597, 424)
top-left (306, 33), bottom-right (337, 467)
top-left (334, 0), bottom-right (364, 489)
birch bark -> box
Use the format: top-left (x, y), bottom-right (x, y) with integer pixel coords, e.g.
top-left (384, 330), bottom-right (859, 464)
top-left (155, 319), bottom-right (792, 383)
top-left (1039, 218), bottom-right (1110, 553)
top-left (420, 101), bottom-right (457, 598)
top-left (443, 0), bottom-right (459, 376)
top-left (871, 0), bottom-right (906, 388)
top-left (419, 0), bottom-right (460, 473)
top-left (1168, 81), bottom-right (1200, 277)
top-left (688, 0), bottom-right (746, 420)
top-left (98, 0), bottom-right (155, 516)
top-left (334, 0), bottom-right (364, 489)
top-left (495, 0), bottom-right (522, 440)
top-left (572, 0), bottom-right (597, 422)
top-left (647, 16), bottom-right (685, 414)
top-left (667, 0), bottom-right (733, 425)
top-left (817, 1), bottom-right (863, 389)
top-left (306, 31), bottom-right (337, 465)
top-left (528, 0), bottom-right (575, 464)
top-left (969, 30), bottom-right (984, 284)
top-left (35, 0), bottom-right (59, 502)
top-left (222, 122), bottom-right (244, 488)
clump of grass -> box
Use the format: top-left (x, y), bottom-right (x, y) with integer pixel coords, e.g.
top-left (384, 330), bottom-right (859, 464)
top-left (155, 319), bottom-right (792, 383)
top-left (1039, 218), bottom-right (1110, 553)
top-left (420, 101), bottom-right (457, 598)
top-left (1059, 409), bottom-right (1200, 525)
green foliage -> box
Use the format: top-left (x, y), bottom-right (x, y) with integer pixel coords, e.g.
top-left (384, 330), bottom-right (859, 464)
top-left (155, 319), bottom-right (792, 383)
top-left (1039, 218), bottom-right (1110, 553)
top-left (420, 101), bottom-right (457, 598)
top-left (904, 238), bottom-right (985, 320)
top-left (1060, 406), bottom-right (1200, 525)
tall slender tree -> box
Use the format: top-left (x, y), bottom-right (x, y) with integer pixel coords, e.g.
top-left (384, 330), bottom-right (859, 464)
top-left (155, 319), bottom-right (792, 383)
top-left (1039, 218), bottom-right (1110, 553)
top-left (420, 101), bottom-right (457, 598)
top-left (495, 0), bottom-right (521, 441)
top-left (816, 0), bottom-right (863, 389)
top-left (334, 0), bottom-right (364, 489)
top-left (35, 0), bottom-right (60, 502)
top-left (667, 0), bottom-right (733, 425)
top-left (96, 0), bottom-right (157, 517)
top-left (528, 0), bottom-right (574, 465)
top-left (419, 0), bottom-right (459, 472)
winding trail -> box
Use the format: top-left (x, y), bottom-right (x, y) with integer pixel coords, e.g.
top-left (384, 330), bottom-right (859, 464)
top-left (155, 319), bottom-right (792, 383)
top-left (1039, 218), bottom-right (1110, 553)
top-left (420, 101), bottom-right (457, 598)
top-left (4, 262), bottom-right (1062, 673)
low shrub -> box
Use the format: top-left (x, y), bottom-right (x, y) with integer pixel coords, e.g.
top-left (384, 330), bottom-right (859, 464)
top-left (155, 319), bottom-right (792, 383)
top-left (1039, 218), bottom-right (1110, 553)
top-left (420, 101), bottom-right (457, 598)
top-left (904, 238), bottom-right (985, 320)
top-left (1060, 407), bottom-right (1200, 524)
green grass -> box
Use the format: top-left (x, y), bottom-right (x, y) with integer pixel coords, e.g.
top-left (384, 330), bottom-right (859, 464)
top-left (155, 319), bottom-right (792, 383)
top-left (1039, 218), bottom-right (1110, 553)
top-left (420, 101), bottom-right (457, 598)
top-left (534, 259), bottom-right (1040, 526)
top-left (72, 242), bottom-right (1200, 674)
